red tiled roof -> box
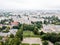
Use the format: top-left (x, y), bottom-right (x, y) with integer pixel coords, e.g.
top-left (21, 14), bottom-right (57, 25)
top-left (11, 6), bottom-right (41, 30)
top-left (11, 22), bottom-right (19, 25)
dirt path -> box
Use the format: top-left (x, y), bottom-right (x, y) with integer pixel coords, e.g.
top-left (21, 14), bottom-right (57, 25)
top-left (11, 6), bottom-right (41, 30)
top-left (22, 37), bottom-right (42, 45)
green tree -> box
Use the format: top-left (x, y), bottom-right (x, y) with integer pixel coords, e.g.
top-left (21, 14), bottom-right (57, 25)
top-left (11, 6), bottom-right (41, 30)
top-left (42, 41), bottom-right (48, 45)
top-left (10, 34), bottom-right (14, 38)
top-left (33, 27), bottom-right (38, 35)
top-left (40, 31), bottom-right (45, 35)
top-left (44, 20), bottom-right (48, 25)
top-left (55, 42), bottom-right (60, 45)
top-left (15, 25), bottom-right (23, 41)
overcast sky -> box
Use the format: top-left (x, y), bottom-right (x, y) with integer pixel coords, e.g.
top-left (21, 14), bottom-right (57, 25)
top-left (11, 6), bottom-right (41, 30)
top-left (0, 0), bottom-right (60, 10)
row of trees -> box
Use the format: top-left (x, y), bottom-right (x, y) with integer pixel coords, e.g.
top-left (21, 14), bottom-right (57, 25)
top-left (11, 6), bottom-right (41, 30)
top-left (43, 16), bottom-right (60, 25)
top-left (23, 24), bottom-right (35, 31)
top-left (40, 32), bottom-right (60, 44)
top-left (0, 19), bottom-right (13, 24)
top-left (23, 21), bottom-right (43, 35)
top-left (31, 21), bottom-right (43, 29)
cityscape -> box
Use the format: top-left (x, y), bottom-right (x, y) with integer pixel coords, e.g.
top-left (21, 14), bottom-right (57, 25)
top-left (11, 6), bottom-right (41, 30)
top-left (0, 0), bottom-right (60, 45)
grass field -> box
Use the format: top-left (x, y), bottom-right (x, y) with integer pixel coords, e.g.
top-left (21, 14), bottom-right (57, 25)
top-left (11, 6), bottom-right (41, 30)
top-left (23, 31), bottom-right (40, 37)
top-left (23, 31), bottom-right (34, 37)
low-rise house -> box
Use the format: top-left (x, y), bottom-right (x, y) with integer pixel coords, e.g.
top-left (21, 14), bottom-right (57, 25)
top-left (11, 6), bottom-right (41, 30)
top-left (9, 29), bottom-right (18, 36)
top-left (0, 29), bottom-right (18, 37)
top-left (11, 21), bottom-right (19, 26)
top-left (42, 24), bottom-right (60, 33)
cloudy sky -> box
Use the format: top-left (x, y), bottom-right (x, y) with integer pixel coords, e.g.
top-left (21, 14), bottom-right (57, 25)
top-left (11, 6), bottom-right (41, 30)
top-left (0, 0), bottom-right (60, 10)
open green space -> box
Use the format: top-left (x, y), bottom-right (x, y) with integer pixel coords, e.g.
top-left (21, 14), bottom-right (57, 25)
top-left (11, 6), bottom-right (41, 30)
top-left (23, 31), bottom-right (34, 37)
top-left (23, 31), bottom-right (34, 36)
top-left (23, 31), bottom-right (40, 37)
